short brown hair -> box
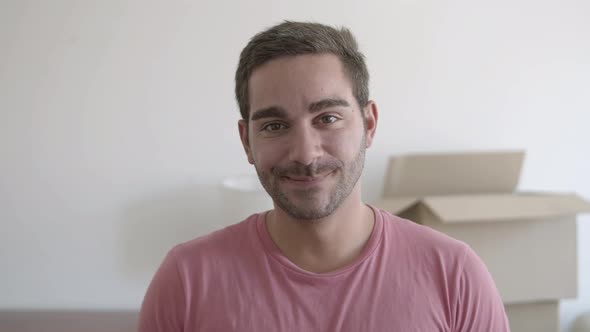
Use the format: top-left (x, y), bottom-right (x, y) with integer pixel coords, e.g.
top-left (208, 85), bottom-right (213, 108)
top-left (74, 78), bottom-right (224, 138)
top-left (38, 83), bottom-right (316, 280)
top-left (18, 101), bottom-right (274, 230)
top-left (235, 21), bottom-right (370, 120)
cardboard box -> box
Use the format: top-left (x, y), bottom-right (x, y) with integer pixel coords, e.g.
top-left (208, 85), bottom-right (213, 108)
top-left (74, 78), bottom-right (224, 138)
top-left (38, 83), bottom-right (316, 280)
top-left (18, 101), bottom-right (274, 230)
top-left (376, 151), bottom-right (590, 305)
top-left (505, 301), bottom-right (560, 332)
top-left (381, 151), bottom-right (525, 197)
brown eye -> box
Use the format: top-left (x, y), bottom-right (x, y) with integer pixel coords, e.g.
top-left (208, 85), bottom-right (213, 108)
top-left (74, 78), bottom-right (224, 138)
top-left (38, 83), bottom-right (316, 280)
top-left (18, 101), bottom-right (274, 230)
top-left (262, 122), bottom-right (287, 132)
top-left (320, 115), bottom-right (338, 124)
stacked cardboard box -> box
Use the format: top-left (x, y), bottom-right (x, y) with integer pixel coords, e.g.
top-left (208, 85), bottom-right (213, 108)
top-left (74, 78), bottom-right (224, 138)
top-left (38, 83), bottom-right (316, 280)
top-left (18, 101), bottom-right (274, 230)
top-left (375, 151), bottom-right (590, 332)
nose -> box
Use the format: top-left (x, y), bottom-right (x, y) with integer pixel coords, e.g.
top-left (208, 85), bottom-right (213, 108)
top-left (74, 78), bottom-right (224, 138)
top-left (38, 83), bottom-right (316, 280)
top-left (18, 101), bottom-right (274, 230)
top-left (288, 125), bottom-right (323, 166)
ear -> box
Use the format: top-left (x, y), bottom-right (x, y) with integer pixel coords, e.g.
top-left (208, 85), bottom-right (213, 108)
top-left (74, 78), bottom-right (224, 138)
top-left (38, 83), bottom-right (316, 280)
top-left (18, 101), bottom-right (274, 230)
top-left (362, 100), bottom-right (378, 148)
top-left (238, 119), bottom-right (255, 164)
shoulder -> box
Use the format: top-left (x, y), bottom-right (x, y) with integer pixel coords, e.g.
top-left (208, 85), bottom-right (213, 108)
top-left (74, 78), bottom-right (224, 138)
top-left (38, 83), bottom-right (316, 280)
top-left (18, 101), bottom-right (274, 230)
top-left (377, 208), bottom-right (497, 282)
top-left (375, 208), bottom-right (509, 330)
top-left (138, 215), bottom-right (260, 332)
top-left (171, 213), bottom-right (259, 264)
top-left (376, 207), bottom-right (470, 261)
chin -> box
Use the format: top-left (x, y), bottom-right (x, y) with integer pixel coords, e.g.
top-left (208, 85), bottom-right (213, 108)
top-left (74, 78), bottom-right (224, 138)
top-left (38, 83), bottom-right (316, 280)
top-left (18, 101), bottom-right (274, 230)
top-left (278, 196), bottom-right (339, 221)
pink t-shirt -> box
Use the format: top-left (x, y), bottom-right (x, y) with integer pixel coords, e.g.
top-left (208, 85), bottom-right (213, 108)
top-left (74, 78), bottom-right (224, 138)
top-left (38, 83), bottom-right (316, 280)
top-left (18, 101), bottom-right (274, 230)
top-left (138, 206), bottom-right (510, 331)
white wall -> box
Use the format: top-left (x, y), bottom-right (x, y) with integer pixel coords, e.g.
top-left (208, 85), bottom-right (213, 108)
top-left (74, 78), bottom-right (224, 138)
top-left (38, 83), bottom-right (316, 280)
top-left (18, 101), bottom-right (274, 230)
top-left (1, 0), bottom-right (589, 330)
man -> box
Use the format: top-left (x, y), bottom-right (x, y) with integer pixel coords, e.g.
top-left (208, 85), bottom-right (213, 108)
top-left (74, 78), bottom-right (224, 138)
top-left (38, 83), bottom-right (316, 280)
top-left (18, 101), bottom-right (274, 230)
top-left (138, 21), bottom-right (510, 331)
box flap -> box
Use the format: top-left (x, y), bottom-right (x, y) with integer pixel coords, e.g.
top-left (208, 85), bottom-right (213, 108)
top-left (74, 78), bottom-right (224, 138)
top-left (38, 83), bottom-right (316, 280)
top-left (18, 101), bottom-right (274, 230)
top-left (382, 151), bottom-right (525, 196)
top-left (375, 197), bottom-right (420, 215)
top-left (421, 193), bottom-right (590, 223)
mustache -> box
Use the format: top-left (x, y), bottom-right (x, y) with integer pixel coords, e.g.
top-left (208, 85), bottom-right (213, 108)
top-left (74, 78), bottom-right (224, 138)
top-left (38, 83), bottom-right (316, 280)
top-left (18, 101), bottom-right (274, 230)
top-left (272, 159), bottom-right (343, 177)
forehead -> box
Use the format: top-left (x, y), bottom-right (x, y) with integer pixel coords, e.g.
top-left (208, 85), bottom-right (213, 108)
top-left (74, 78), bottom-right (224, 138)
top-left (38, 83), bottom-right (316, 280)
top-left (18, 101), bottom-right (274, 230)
top-left (248, 54), bottom-right (355, 113)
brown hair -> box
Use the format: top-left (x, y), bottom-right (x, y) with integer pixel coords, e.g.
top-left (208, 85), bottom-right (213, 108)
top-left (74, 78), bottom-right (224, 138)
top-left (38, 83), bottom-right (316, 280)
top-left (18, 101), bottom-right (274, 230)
top-left (235, 21), bottom-right (369, 121)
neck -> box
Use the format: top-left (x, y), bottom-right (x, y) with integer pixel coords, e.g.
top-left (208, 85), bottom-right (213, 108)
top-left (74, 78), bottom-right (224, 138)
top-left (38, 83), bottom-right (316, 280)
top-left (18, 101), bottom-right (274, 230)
top-left (265, 184), bottom-right (375, 273)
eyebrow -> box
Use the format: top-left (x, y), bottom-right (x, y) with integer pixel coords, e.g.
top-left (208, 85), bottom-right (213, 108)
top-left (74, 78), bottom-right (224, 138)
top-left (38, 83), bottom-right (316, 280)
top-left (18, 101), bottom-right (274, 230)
top-left (308, 98), bottom-right (350, 112)
top-left (250, 106), bottom-right (288, 121)
top-left (250, 98), bottom-right (351, 121)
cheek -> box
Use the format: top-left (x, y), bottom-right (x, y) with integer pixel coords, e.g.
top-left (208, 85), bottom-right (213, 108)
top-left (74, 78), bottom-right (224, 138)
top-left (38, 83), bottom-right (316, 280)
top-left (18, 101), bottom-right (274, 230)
top-left (251, 141), bottom-right (285, 170)
top-left (323, 130), bottom-right (363, 160)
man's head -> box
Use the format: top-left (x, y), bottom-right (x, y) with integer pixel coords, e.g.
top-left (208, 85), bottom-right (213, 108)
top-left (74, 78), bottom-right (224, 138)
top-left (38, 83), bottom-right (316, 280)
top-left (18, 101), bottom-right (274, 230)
top-left (235, 21), bottom-right (370, 121)
top-left (235, 22), bottom-right (377, 221)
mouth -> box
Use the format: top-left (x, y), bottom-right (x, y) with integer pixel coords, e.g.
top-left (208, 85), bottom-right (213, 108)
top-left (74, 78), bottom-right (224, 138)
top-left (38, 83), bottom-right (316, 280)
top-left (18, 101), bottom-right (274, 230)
top-left (281, 170), bottom-right (334, 185)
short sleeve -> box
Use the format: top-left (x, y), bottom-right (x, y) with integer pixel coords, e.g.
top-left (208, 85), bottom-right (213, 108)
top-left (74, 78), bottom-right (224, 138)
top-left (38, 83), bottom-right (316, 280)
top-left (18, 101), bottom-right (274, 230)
top-left (453, 246), bottom-right (511, 332)
top-left (137, 247), bottom-right (186, 332)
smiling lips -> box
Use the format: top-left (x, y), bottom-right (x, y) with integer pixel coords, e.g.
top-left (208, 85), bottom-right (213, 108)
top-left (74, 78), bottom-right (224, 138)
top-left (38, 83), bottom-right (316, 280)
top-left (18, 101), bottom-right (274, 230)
top-left (282, 171), bottom-right (334, 184)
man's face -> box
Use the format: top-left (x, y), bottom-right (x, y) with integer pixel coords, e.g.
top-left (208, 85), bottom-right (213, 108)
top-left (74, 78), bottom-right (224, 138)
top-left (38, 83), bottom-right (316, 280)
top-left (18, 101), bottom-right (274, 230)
top-left (239, 54), bottom-right (377, 220)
